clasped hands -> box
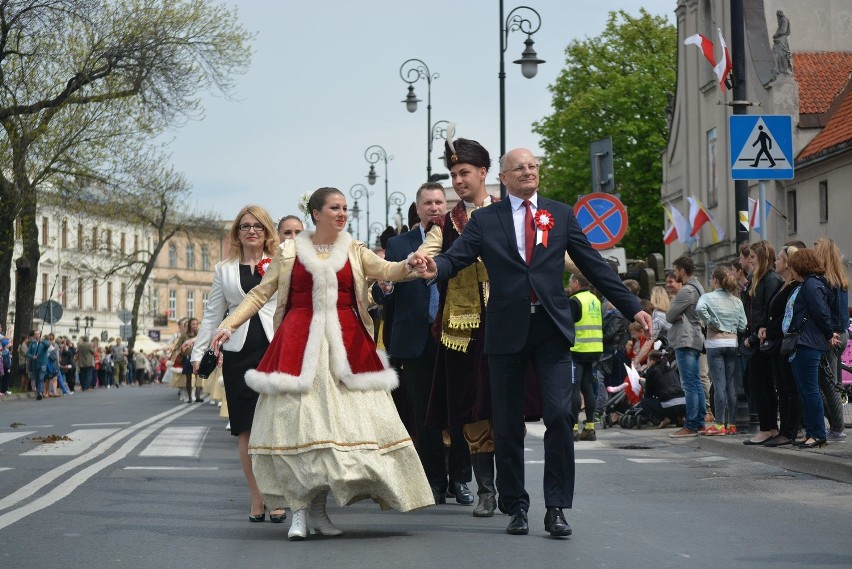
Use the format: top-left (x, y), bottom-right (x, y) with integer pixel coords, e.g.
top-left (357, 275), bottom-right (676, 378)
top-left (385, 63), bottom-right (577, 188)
top-left (406, 252), bottom-right (437, 280)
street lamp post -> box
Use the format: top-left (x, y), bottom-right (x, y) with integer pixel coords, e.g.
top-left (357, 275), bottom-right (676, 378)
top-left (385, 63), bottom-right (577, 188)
top-left (348, 200), bottom-right (360, 238)
top-left (369, 222), bottom-right (385, 250)
top-left (387, 191), bottom-right (407, 232)
top-left (365, 145), bottom-right (393, 227)
top-left (349, 184), bottom-right (372, 243)
top-left (400, 58), bottom-right (439, 182)
top-left (430, 119), bottom-right (452, 182)
top-left (499, 1), bottom-right (545, 198)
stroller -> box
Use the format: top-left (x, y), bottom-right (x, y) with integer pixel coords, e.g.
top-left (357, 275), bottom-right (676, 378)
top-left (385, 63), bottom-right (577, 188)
top-left (601, 362), bottom-right (645, 429)
top-left (839, 320), bottom-right (852, 427)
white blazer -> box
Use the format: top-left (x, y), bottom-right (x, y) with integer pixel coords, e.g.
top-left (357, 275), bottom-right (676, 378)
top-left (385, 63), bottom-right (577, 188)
top-left (191, 259), bottom-right (276, 362)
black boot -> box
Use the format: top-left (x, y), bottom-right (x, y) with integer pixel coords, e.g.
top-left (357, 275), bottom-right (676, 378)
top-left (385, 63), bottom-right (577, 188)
top-left (471, 451), bottom-right (497, 517)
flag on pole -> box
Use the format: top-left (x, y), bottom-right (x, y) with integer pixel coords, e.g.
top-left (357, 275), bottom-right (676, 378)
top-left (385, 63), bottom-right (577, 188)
top-left (748, 197), bottom-right (760, 230)
top-left (663, 208), bottom-right (678, 245)
top-left (684, 33), bottom-right (716, 68)
top-left (687, 196), bottom-right (725, 243)
top-left (714, 28), bottom-right (733, 91)
top-left (663, 203), bottom-right (692, 245)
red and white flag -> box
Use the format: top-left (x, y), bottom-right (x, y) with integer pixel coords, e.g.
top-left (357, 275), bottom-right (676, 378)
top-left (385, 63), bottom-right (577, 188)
top-left (684, 33), bottom-right (715, 68)
top-left (748, 197), bottom-right (760, 230)
top-left (714, 28), bottom-right (732, 91)
top-left (687, 196), bottom-right (725, 243)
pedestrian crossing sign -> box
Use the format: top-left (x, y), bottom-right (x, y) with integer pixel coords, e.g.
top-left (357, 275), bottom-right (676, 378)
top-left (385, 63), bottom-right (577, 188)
top-left (730, 115), bottom-right (794, 180)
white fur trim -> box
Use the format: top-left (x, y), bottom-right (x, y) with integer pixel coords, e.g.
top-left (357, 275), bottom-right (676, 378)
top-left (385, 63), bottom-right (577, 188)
top-left (245, 230), bottom-right (395, 394)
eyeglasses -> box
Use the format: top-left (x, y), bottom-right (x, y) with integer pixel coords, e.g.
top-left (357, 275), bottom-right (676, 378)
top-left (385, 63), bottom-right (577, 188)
top-left (238, 224), bottom-right (266, 233)
top-left (505, 163), bottom-right (540, 174)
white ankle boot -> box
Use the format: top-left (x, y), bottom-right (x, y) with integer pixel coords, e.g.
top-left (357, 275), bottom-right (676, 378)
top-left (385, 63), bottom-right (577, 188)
top-left (308, 492), bottom-right (342, 536)
top-left (288, 509), bottom-right (307, 540)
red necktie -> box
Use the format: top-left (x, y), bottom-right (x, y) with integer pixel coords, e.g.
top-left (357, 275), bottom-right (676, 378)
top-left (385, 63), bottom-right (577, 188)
top-left (523, 199), bottom-right (538, 303)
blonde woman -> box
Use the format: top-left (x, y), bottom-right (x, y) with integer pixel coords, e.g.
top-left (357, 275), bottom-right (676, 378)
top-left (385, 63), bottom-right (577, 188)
top-left (210, 188), bottom-right (432, 540)
top-left (191, 205), bottom-right (282, 523)
top-left (814, 238), bottom-right (849, 442)
top-left (634, 286), bottom-right (672, 366)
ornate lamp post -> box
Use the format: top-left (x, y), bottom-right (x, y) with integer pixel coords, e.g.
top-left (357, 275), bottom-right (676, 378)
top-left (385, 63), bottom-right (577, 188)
top-left (387, 191), bottom-right (407, 232)
top-left (365, 145), bottom-right (393, 227)
top-left (429, 120), bottom-right (452, 182)
top-left (83, 315), bottom-right (94, 336)
top-left (400, 58), bottom-right (439, 182)
top-left (369, 222), bottom-right (385, 250)
top-left (499, 2), bottom-right (545, 197)
top-left (349, 184), bottom-right (372, 244)
top-left (348, 200), bottom-right (360, 238)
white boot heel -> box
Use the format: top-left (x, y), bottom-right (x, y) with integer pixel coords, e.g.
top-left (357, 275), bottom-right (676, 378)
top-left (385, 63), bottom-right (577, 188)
top-left (308, 492), bottom-right (342, 536)
top-left (288, 509), bottom-right (307, 540)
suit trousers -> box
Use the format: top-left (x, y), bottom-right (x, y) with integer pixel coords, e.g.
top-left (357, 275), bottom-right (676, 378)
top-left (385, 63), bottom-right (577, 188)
top-left (488, 311), bottom-right (574, 515)
top-left (401, 335), bottom-right (470, 491)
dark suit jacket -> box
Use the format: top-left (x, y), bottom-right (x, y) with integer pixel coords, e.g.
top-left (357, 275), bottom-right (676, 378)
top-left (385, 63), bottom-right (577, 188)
top-left (374, 227), bottom-right (433, 359)
top-left (434, 196), bottom-right (642, 355)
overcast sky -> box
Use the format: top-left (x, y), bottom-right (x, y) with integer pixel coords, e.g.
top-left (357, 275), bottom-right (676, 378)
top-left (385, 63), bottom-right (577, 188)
top-left (168, 0), bottom-right (676, 238)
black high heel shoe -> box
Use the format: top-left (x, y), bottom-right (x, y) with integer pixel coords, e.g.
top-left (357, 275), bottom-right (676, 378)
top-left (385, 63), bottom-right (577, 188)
top-left (798, 438), bottom-right (827, 449)
top-left (248, 505), bottom-right (266, 523)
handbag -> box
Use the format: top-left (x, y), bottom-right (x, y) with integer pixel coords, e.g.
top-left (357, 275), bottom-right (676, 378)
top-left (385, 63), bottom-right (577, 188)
top-left (196, 348), bottom-right (218, 379)
top-left (758, 338), bottom-right (778, 352)
top-left (780, 316), bottom-right (808, 356)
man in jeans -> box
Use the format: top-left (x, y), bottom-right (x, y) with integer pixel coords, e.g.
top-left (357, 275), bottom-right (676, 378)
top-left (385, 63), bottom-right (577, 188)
top-left (666, 256), bottom-right (706, 437)
top-left (111, 337), bottom-right (128, 387)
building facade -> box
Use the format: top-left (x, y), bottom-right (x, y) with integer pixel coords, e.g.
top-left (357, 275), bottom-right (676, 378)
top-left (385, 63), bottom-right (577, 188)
top-left (662, 0), bottom-right (852, 306)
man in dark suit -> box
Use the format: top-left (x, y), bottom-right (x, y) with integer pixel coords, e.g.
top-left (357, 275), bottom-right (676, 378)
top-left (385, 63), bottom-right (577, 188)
top-left (415, 147), bottom-right (651, 538)
top-left (375, 182), bottom-right (473, 505)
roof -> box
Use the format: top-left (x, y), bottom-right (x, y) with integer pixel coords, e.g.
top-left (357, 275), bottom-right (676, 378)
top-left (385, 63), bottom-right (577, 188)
top-left (794, 52), bottom-right (852, 115)
top-left (797, 84), bottom-right (852, 162)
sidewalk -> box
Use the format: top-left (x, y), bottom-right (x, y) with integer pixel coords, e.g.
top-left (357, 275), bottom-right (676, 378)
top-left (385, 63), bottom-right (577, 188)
top-left (597, 424), bottom-right (852, 485)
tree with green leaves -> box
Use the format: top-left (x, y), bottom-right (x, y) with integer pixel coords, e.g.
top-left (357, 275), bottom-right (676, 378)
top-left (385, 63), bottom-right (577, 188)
top-left (0, 0), bottom-right (252, 373)
top-left (533, 9), bottom-right (676, 258)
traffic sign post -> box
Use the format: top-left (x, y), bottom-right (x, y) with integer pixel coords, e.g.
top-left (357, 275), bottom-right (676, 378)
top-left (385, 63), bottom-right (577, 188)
top-left (730, 115), bottom-right (794, 180)
top-left (573, 193), bottom-right (628, 251)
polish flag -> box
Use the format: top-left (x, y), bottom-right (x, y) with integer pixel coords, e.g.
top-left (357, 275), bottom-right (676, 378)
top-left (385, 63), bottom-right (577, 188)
top-left (663, 223), bottom-right (678, 245)
top-left (687, 196), bottom-right (711, 237)
top-left (714, 29), bottom-right (733, 91)
top-left (748, 198), bottom-right (760, 230)
top-left (684, 33), bottom-right (716, 68)
top-left (663, 203), bottom-right (691, 245)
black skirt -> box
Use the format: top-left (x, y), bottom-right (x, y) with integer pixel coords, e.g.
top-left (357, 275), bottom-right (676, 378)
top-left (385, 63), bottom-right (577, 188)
top-left (221, 264), bottom-right (270, 436)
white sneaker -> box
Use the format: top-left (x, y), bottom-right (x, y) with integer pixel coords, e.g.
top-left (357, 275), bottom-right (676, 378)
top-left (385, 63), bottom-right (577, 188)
top-left (225, 421), bottom-right (230, 431)
top-left (288, 509), bottom-right (307, 540)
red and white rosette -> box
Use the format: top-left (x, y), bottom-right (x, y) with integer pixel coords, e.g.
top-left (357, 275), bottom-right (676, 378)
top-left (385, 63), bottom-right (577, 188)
top-left (256, 258), bottom-right (272, 276)
top-left (533, 209), bottom-right (554, 247)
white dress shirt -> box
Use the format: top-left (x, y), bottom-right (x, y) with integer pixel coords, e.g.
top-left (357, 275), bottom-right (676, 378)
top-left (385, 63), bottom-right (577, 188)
top-left (507, 193), bottom-right (539, 263)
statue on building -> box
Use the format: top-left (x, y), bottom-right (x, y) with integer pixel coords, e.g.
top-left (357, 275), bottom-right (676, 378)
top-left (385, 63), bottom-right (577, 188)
top-left (772, 10), bottom-right (792, 77)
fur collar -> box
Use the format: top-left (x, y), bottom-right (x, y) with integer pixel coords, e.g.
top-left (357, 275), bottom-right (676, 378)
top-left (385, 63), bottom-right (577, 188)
top-left (294, 230), bottom-right (352, 273)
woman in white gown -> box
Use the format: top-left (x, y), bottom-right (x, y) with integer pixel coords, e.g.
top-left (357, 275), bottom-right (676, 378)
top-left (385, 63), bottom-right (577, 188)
top-left (211, 188), bottom-right (433, 540)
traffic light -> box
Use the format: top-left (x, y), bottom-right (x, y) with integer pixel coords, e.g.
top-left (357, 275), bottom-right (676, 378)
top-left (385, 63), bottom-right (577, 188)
top-left (429, 173), bottom-right (449, 182)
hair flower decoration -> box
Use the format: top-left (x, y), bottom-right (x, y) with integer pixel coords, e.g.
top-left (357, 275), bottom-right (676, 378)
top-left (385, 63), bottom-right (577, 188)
top-left (297, 193), bottom-right (312, 223)
top-left (256, 258), bottom-right (272, 276)
top-left (533, 209), bottom-right (554, 247)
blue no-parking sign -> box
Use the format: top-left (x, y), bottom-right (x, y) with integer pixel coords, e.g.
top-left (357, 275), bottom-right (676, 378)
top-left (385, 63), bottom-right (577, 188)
top-left (573, 193), bottom-right (628, 251)
top-left (730, 115), bottom-right (794, 180)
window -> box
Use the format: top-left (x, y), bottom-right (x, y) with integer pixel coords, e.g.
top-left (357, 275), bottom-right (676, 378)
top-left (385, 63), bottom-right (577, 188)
top-left (91, 227), bottom-right (98, 251)
top-left (186, 244), bottom-right (195, 269)
top-left (61, 276), bottom-right (68, 303)
top-left (77, 278), bottom-right (84, 308)
top-left (706, 128), bottom-right (718, 207)
top-left (168, 289), bottom-right (177, 320)
top-left (105, 229), bottom-right (112, 254)
top-left (819, 180), bottom-right (828, 223)
top-left (152, 288), bottom-right (159, 316)
top-left (187, 291), bottom-right (195, 318)
top-left (77, 223), bottom-right (84, 251)
top-left (42, 273), bottom-right (49, 302)
top-left (201, 245), bottom-right (210, 271)
top-left (786, 189), bottom-right (797, 234)
top-left (92, 279), bottom-right (99, 310)
top-left (41, 217), bottom-right (49, 246)
top-left (202, 292), bottom-right (210, 313)
top-left (107, 281), bottom-right (113, 311)
top-left (120, 282), bottom-right (127, 309)
top-left (168, 244), bottom-right (177, 268)
top-left (61, 220), bottom-right (68, 250)
top-left (120, 232), bottom-right (126, 255)
top-left (133, 235), bottom-right (139, 258)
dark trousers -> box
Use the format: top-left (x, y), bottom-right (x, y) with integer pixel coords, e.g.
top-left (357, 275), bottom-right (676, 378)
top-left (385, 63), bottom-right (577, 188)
top-left (0, 370), bottom-right (11, 393)
top-left (769, 346), bottom-right (802, 439)
top-left (79, 367), bottom-right (93, 390)
top-left (401, 336), bottom-right (470, 491)
top-left (748, 350), bottom-right (778, 431)
top-left (571, 355), bottom-right (599, 426)
top-left (489, 312), bottom-right (574, 515)
top-left (640, 397), bottom-right (685, 422)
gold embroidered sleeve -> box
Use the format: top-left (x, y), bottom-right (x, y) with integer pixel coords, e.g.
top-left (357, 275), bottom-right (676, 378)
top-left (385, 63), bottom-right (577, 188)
top-left (357, 243), bottom-right (417, 283)
top-left (418, 224), bottom-right (443, 256)
top-left (218, 251), bottom-right (283, 332)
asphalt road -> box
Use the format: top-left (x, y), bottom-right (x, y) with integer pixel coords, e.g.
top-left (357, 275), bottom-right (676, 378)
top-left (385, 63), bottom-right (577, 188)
top-left (1, 386), bottom-right (851, 569)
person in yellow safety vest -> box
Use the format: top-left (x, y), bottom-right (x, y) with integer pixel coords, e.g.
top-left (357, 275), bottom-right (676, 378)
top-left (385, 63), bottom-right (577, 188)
top-left (567, 273), bottom-right (604, 441)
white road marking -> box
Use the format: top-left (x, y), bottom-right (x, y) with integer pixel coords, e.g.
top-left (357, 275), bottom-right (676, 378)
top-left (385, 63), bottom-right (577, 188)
top-left (626, 458), bottom-right (671, 464)
top-left (0, 468), bottom-right (11, 472)
top-left (576, 459), bottom-right (606, 464)
top-left (22, 429), bottom-right (118, 456)
top-left (0, 404), bottom-right (199, 530)
top-left (525, 460), bottom-right (545, 464)
top-left (695, 456), bottom-right (728, 463)
top-left (139, 427), bottom-right (209, 458)
top-left (525, 423), bottom-right (546, 438)
top-left (0, 432), bottom-right (35, 445)
top-left (0, 404), bottom-right (195, 514)
top-left (70, 422), bottom-right (131, 427)
top-left (124, 466), bottom-right (219, 471)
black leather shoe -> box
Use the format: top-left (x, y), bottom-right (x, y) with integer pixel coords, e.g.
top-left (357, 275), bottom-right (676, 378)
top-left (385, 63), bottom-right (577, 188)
top-left (544, 507), bottom-right (572, 537)
top-left (432, 488), bottom-right (446, 505)
top-left (450, 481), bottom-right (475, 505)
top-left (506, 510), bottom-right (529, 535)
